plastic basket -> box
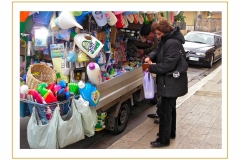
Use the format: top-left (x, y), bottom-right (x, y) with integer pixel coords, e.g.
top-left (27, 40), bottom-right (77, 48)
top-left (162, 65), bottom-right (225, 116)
top-left (33, 11), bottom-right (53, 26)
top-left (21, 96), bottom-right (73, 125)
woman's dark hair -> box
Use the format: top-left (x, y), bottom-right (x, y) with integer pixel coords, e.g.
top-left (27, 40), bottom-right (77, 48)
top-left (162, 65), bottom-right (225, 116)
top-left (151, 18), bottom-right (174, 34)
top-left (140, 23), bottom-right (152, 36)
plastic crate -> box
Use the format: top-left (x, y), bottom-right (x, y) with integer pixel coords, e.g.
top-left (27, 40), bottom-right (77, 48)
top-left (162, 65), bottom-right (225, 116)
top-left (21, 96), bottom-right (73, 125)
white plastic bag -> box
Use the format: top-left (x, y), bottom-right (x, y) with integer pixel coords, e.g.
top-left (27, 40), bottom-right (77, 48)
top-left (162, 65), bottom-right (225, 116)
top-left (57, 101), bottom-right (85, 148)
top-left (27, 106), bottom-right (59, 149)
top-left (73, 97), bottom-right (97, 137)
top-left (143, 71), bottom-right (155, 99)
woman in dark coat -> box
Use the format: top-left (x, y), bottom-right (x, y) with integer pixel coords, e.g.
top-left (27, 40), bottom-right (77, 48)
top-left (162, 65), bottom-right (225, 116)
top-left (144, 18), bottom-right (188, 147)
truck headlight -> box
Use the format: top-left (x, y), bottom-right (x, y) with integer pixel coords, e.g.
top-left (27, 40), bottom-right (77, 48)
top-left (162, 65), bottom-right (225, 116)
top-left (196, 52), bottom-right (206, 56)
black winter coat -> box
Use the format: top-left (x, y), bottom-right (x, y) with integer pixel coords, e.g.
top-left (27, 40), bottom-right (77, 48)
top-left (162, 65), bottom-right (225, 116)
top-left (147, 27), bottom-right (188, 98)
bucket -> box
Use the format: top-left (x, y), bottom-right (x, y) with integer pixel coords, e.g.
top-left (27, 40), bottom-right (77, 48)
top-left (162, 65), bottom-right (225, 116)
top-left (57, 11), bottom-right (83, 29)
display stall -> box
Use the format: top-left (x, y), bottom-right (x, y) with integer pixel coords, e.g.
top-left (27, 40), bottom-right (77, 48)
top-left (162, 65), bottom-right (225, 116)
top-left (19, 11), bottom-right (178, 148)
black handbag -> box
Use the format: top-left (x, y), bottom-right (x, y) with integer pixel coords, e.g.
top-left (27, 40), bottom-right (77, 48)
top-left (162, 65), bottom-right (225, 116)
top-left (166, 39), bottom-right (188, 77)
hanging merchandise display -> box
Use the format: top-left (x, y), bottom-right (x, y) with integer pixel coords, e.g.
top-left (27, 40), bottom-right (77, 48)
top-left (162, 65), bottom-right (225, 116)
top-left (133, 13), bottom-right (139, 24)
top-left (115, 13), bottom-right (125, 28)
top-left (74, 33), bottom-right (104, 59)
top-left (55, 11), bottom-right (83, 30)
top-left (92, 11), bottom-right (107, 27)
top-left (138, 13), bottom-right (144, 24)
top-left (104, 11), bottom-right (117, 26)
top-left (74, 11), bottom-right (91, 24)
top-left (33, 11), bottom-right (53, 26)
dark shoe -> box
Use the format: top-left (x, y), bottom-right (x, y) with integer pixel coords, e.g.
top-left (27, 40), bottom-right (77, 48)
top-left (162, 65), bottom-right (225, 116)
top-left (150, 141), bottom-right (169, 147)
top-left (157, 133), bottom-right (176, 139)
top-left (147, 113), bottom-right (159, 118)
top-left (154, 119), bottom-right (159, 124)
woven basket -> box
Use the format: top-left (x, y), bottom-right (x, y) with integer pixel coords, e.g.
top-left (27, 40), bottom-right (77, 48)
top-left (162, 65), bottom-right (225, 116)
top-left (26, 63), bottom-right (56, 89)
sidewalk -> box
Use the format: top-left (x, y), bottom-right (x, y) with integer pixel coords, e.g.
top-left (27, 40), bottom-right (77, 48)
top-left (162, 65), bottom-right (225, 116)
top-left (108, 66), bottom-right (222, 149)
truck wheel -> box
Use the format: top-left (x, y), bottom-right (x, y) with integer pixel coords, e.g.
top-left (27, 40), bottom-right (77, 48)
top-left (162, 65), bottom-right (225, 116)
top-left (109, 101), bottom-right (130, 134)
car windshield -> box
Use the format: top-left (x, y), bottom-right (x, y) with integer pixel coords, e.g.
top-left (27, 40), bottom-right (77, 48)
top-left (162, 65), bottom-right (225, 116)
top-left (185, 32), bottom-right (214, 45)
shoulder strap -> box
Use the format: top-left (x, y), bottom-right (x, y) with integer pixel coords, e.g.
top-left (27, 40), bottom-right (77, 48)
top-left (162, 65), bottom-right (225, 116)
top-left (173, 39), bottom-right (185, 57)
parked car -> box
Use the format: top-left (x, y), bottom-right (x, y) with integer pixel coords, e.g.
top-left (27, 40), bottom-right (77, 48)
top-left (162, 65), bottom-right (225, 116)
top-left (183, 31), bottom-right (222, 68)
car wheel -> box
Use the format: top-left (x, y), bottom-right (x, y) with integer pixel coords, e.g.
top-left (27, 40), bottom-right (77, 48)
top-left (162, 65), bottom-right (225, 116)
top-left (108, 101), bottom-right (130, 134)
top-left (207, 54), bottom-right (214, 68)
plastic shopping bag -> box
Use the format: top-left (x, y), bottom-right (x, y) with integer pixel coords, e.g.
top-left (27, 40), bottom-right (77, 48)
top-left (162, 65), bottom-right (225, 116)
top-left (27, 106), bottom-right (59, 149)
top-left (143, 71), bottom-right (155, 99)
top-left (57, 102), bottom-right (85, 148)
top-left (73, 97), bottom-right (97, 137)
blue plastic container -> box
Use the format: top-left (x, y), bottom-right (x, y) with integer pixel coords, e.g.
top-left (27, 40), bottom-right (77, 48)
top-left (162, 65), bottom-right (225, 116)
top-left (79, 81), bottom-right (100, 107)
top-left (20, 101), bottom-right (29, 117)
top-left (33, 11), bottom-right (53, 26)
top-left (74, 11), bottom-right (91, 24)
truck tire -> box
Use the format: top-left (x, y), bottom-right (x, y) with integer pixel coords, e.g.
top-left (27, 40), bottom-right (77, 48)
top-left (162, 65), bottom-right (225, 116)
top-left (109, 101), bottom-right (130, 134)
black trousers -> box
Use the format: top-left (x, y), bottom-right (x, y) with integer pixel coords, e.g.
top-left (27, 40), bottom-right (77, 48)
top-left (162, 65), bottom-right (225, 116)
top-left (157, 97), bottom-right (177, 144)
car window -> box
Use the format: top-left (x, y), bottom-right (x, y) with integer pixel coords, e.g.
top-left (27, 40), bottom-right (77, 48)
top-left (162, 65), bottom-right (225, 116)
top-left (185, 32), bottom-right (214, 45)
top-left (215, 36), bottom-right (222, 45)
